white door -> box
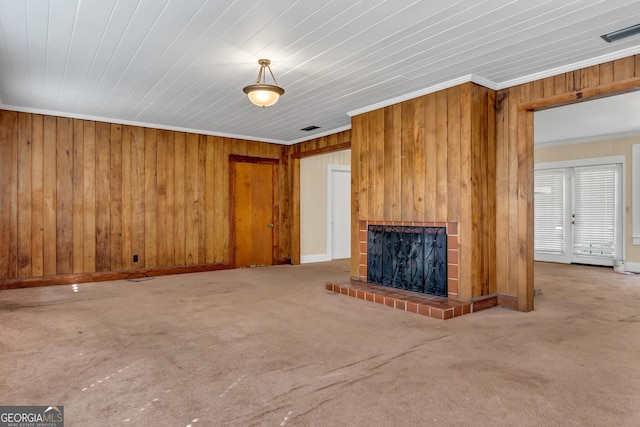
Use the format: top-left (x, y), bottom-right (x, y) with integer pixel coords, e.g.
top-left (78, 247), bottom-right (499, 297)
top-left (571, 164), bottom-right (622, 266)
top-left (328, 165), bottom-right (351, 259)
top-left (534, 163), bottom-right (623, 266)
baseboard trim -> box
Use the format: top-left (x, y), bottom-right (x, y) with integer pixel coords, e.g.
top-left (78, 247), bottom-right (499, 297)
top-left (300, 253), bottom-right (331, 264)
top-left (0, 263), bottom-right (233, 291)
top-left (623, 261), bottom-right (640, 273)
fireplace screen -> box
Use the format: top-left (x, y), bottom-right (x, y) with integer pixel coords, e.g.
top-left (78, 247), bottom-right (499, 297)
top-left (367, 225), bottom-right (447, 297)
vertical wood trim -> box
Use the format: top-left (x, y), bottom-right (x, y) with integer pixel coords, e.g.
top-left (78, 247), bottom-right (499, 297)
top-left (458, 85), bottom-right (472, 300)
top-left (390, 105), bottom-right (401, 220)
top-left (144, 128), bottom-right (157, 267)
top-left (291, 157), bottom-right (301, 264)
top-left (17, 113), bottom-right (32, 277)
top-left (221, 138), bottom-right (231, 263)
top-left (184, 133), bottom-right (199, 265)
top-left (400, 100), bottom-right (415, 222)
top-left (165, 131), bottom-right (176, 266)
top-left (383, 107), bottom-right (394, 221)
top-left (155, 130), bottom-right (168, 267)
top-left (495, 91), bottom-right (509, 296)
top-left (121, 126), bottom-right (132, 270)
top-left (110, 124), bottom-right (123, 271)
top-left (130, 126), bottom-right (145, 267)
top-left (435, 90), bottom-right (448, 220)
top-left (412, 96), bottom-right (426, 222)
top-left (197, 136), bottom-right (207, 264)
top-left (424, 94), bottom-right (437, 221)
top-left (42, 116), bottom-right (57, 276)
top-left (173, 132), bottom-right (186, 265)
top-left (56, 117), bottom-right (73, 274)
top-left (277, 144), bottom-right (289, 260)
top-left (83, 121), bottom-right (96, 273)
top-left (487, 88), bottom-right (498, 295)
top-left (72, 119), bottom-right (84, 273)
top-left (31, 115), bottom-right (44, 277)
top-left (447, 86), bottom-right (461, 221)
top-left (95, 122), bottom-right (111, 272)
top-left (350, 117), bottom-right (361, 278)
top-left (517, 107), bottom-right (535, 312)
top-left (205, 136), bottom-right (216, 263)
top-left (0, 111), bottom-right (18, 277)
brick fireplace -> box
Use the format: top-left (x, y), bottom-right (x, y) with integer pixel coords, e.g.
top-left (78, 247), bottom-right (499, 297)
top-left (358, 220), bottom-right (459, 299)
top-left (324, 220), bottom-right (470, 321)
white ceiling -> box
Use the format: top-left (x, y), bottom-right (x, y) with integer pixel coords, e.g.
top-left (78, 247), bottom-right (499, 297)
top-left (535, 90), bottom-right (640, 145)
top-left (1, 0), bottom-right (640, 145)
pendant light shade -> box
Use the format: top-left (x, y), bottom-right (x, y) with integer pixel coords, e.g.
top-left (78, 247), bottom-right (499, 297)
top-left (243, 59), bottom-right (285, 107)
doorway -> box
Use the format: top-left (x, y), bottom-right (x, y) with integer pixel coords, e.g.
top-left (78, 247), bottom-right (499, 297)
top-left (230, 156), bottom-right (278, 267)
top-left (327, 164), bottom-right (351, 260)
top-left (534, 159), bottom-right (623, 267)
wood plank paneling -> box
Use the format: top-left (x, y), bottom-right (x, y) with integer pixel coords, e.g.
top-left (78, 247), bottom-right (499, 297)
top-left (184, 133), bottom-right (199, 265)
top-left (435, 90), bottom-right (448, 221)
top-left (110, 124), bottom-right (123, 271)
top-left (1, 110), bottom-right (308, 284)
top-left (72, 119), bottom-right (84, 273)
top-left (424, 94), bottom-right (437, 221)
top-left (205, 136), bottom-right (216, 263)
top-left (130, 126), bottom-right (145, 267)
top-left (83, 121), bottom-right (96, 272)
top-left (17, 113), bottom-right (32, 277)
top-left (156, 130), bottom-right (167, 267)
top-left (494, 54), bottom-right (640, 312)
top-left (412, 97), bottom-right (425, 222)
top-left (173, 132), bottom-right (186, 265)
top-left (197, 136), bottom-right (207, 264)
top-left (447, 86), bottom-right (461, 222)
top-left (350, 83), bottom-right (495, 303)
top-left (56, 118), bottom-right (73, 274)
top-left (0, 111), bottom-right (18, 278)
top-left (42, 116), bottom-right (57, 276)
top-left (31, 115), bottom-right (44, 277)
top-left (95, 122), bottom-right (111, 272)
top-left (400, 100), bottom-right (415, 222)
top-left (121, 126), bottom-right (132, 270)
top-left (165, 131), bottom-right (176, 266)
top-left (144, 128), bottom-right (157, 267)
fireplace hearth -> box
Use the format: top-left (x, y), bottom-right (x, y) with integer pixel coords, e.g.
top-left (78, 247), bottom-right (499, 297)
top-left (367, 225), bottom-right (447, 297)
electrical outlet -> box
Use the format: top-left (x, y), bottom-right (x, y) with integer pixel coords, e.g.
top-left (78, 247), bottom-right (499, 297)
top-left (133, 255), bottom-right (139, 263)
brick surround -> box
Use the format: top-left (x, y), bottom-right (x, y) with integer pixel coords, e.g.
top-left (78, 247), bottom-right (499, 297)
top-left (358, 220), bottom-right (460, 299)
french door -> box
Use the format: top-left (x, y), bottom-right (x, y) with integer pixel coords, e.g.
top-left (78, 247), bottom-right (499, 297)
top-left (534, 163), bottom-right (622, 266)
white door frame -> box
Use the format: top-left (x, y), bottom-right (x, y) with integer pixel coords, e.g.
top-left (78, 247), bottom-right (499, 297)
top-left (326, 164), bottom-right (351, 260)
top-left (535, 155), bottom-right (625, 266)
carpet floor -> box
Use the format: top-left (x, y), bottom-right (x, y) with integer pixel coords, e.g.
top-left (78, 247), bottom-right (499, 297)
top-left (1, 260), bottom-right (639, 426)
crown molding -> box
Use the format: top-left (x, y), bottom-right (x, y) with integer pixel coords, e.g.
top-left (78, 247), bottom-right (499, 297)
top-left (0, 103), bottom-right (287, 145)
top-left (496, 45), bottom-right (640, 89)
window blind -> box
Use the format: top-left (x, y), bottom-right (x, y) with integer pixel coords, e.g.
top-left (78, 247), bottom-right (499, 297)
top-left (534, 170), bottom-right (565, 254)
top-left (573, 166), bottom-right (616, 257)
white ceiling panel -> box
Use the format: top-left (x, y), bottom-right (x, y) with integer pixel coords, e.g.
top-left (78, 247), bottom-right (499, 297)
top-left (1, 0), bottom-right (640, 144)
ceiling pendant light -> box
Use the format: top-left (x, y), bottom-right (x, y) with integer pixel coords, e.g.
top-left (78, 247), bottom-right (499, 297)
top-left (243, 59), bottom-right (285, 107)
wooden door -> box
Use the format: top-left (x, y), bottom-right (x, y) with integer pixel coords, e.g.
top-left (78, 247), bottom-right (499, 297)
top-left (231, 157), bottom-right (277, 267)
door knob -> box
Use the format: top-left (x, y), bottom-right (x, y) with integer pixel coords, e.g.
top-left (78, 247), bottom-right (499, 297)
top-left (268, 223), bottom-right (274, 228)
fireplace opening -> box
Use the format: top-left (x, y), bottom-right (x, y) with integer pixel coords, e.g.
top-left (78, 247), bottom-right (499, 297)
top-left (367, 225), bottom-right (447, 297)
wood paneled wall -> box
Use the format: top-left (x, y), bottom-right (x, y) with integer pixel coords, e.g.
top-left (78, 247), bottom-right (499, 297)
top-left (496, 54), bottom-right (640, 311)
top-left (0, 111), bottom-right (290, 281)
top-left (351, 82), bottom-right (496, 301)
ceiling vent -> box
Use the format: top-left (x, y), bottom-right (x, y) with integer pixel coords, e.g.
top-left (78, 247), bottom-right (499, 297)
top-left (300, 125), bottom-right (320, 131)
top-left (601, 23), bottom-right (640, 42)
